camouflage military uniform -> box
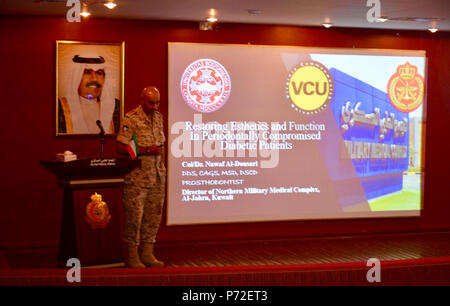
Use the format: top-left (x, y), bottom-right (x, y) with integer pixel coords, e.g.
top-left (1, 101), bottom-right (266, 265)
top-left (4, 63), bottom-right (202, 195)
top-left (117, 105), bottom-right (166, 246)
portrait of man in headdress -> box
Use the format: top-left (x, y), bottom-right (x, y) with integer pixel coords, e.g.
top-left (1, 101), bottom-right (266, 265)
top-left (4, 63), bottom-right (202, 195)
top-left (56, 41), bottom-right (123, 135)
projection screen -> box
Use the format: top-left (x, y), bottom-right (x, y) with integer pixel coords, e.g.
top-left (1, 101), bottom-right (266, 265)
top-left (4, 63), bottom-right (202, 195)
top-left (167, 43), bottom-right (426, 225)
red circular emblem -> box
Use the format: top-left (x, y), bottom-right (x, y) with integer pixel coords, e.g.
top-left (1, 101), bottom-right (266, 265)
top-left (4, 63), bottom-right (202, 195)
top-left (180, 59), bottom-right (231, 113)
top-left (387, 62), bottom-right (424, 113)
top-left (85, 198), bottom-right (111, 230)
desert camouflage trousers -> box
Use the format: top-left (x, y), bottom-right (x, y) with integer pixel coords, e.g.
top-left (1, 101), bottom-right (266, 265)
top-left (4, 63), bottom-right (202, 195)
top-left (122, 179), bottom-right (165, 246)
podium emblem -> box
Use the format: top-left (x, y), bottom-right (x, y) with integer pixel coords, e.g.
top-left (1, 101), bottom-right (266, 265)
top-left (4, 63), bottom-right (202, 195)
top-left (85, 193), bottom-right (111, 229)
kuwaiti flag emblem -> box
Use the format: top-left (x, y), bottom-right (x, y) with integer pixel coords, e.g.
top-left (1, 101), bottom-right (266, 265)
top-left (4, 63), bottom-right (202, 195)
top-left (127, 134), bottom-right (139, 159)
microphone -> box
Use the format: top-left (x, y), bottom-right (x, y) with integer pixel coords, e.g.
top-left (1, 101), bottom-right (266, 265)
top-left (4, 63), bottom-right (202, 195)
top-left (96, 120), bottom-right (105, 135)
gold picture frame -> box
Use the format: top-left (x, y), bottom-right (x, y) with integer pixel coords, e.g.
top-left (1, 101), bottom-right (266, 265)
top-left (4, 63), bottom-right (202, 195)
top-left (56, 40), bottom-right (124, 136)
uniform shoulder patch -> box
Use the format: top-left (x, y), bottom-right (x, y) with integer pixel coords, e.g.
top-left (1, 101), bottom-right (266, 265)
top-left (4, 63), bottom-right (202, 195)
top-left (125, 108), bottom-right (139, 118)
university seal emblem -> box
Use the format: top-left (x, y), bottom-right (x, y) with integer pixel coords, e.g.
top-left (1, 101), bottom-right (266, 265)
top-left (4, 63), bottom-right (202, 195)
top-left (85, 193), bottom-right (111, 229)
top-left (387, 62), bottom-right (424, 113)
top-left (286, 60), bottom-right (334, 115)
top-left (180, 59), bottom-right (231, 113)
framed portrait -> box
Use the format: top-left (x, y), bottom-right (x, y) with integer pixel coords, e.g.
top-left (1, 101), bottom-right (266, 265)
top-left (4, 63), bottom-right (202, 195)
top-left (56, 40), bottom-right (124, 136)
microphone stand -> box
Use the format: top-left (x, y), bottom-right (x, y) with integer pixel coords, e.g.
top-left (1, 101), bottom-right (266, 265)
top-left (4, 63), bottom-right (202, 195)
top-left (99, 130), bottom-right (105, 160)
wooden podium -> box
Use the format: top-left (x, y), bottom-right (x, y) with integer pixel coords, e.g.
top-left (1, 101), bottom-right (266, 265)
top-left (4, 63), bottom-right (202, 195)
top-left (41, 158), bottom-right (140, 267)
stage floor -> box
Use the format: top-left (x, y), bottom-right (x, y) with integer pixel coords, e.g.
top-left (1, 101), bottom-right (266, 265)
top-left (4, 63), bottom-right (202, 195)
top-left (2, 230), bottom-right (450, 269)
top-left (157, 230), bottom-right (450, 268)
top-left (1, 231), bottom-right (450, 285)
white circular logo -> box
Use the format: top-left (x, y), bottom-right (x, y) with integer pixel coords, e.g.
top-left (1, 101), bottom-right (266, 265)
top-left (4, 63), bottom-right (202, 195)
top-left (180, 59), bottom-right (231, 113)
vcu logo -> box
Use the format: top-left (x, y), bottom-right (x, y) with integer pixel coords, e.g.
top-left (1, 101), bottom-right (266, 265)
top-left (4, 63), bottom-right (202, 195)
top-left (286, 60), bottom-right (334, 115)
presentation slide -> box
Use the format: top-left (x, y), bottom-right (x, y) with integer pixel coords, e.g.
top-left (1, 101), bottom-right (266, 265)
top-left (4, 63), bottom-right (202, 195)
top-left (167, 43), bottom-right (426, 225)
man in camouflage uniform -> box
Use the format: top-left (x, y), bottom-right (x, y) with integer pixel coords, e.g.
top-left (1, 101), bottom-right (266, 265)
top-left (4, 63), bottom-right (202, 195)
top-left (116, 86), bottom-right (166, 268)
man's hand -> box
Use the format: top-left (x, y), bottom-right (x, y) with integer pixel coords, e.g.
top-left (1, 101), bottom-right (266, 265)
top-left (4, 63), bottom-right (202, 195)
top-left (140, 145), bottom-right (163, 155)
top-left (116, 141), bottom-right (130, 157)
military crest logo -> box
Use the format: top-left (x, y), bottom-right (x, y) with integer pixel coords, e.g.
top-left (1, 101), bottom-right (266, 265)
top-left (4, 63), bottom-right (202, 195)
top-left (387, 62), bottom-right (425, 113)
top-left (85, 193), bottom-right (111, 229)
top-left (180, 59), bottom-right (231, 113)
